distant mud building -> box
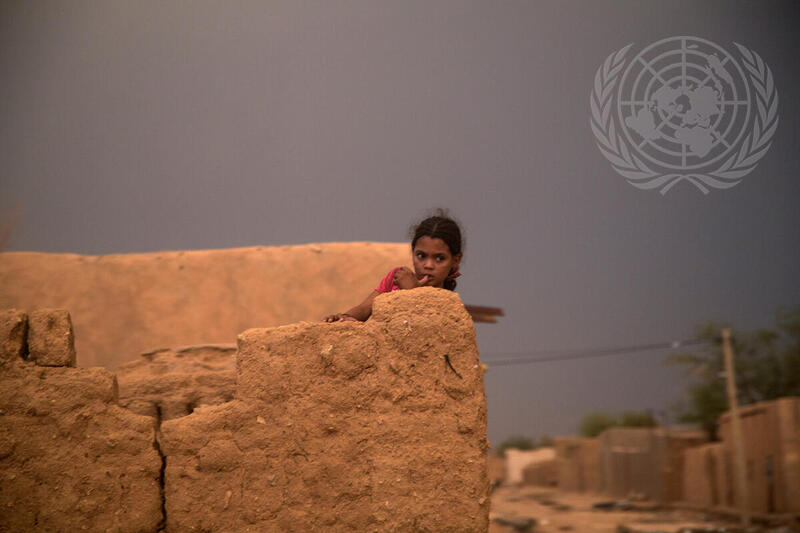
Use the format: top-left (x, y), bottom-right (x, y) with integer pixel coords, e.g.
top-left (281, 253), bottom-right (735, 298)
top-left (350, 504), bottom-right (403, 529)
top-left (683, 397), bottom-right (800, 514)
top-left (540, 401), bottom-right (800, 516)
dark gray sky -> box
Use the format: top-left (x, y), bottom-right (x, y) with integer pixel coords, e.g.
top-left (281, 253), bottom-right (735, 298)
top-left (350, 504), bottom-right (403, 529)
top-left (2, 0), bottom-right (799, 446)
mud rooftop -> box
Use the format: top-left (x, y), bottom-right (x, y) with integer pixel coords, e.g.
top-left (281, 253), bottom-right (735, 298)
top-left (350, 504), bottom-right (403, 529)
top-left (0, 287), bottom-right (490, 532)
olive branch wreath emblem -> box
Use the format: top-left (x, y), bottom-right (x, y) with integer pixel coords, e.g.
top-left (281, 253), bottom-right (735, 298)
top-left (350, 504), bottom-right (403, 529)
top-left (590, 42), bottom-right (779, 194)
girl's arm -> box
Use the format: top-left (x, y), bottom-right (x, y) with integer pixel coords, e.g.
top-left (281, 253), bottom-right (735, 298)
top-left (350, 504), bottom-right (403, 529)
top-left (323, 290), bottom-right (380, 322)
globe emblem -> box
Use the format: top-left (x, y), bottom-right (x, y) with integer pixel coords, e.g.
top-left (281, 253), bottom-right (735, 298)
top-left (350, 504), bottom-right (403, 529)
top-left (617, 37), bottom-right (750, 170)
top-left (590, 35), bottom-right (779, 193)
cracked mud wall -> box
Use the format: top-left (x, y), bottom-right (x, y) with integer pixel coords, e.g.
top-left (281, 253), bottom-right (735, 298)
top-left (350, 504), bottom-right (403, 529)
top-left (1, 289), bottom-right (489, 532)
top-left (160, 288), bottom-right (490, 532)
top-left (0, 243), bottom-right (411, 368)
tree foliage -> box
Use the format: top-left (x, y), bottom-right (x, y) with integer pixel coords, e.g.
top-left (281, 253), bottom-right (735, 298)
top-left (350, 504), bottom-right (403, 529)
top-left (579, 411), bottom-right (619, 437)
top-left (494, 435), bottom-right (558, 457)
top-left (494, 435), bottom-right (535, 457)
top-left (619, 410), bottom-right (658, 428)
top-left (538, 435), bottom-right (555, 447)
top-left (667, 307), bottom-right (800, 441)
top-left (579, 410), bottom-right (658, 437)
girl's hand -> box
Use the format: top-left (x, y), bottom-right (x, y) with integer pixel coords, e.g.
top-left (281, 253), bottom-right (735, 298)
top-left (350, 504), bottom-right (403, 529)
top-left (323, 313), bottom-right (358, 323)
top-left (393, 267), bottom-right (423, 289)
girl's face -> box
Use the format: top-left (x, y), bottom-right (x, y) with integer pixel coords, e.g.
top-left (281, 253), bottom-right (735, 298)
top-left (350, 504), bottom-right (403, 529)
top-left (412, 236), bottom-right (462, 288)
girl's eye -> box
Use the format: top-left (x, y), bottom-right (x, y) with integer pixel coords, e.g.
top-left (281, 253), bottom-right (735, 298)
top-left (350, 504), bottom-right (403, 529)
top-left (436, 256), bottom-right (445, 262)
top-left (416, 252), bottom-right (425, 259)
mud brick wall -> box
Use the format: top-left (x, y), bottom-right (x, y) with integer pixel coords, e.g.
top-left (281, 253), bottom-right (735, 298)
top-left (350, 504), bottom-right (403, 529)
top-left (0, 243), bottom-right (410, 368)
top-left (555, 437), bottom-right (600, 493)
top-left (116, 344), bottom-right (237, 421)
top-left (662, 430), bottom-right (705, 503)
top-left (719, 397), bottom-right (800, 513)
top-left (505, 448), bottom-right (556, 485)
top-left (682, 442), bottom-right (727, 508)
top-left (160, 288), bottom-right (490, 532)
top-left (521, 459), bottom-right (557, 487)
top-left (0, 309), bottom-right (162, 533)
top-left (775, 397), bottom-right (800, 514)
top-left (1, 290), bottom-right (489, 531)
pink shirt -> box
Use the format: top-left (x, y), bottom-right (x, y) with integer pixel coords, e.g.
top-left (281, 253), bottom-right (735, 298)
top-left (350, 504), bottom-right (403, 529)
top-left (375, 267), bottom-right (404, 293)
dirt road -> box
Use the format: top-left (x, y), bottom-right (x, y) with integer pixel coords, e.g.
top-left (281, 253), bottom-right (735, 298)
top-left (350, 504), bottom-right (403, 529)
top-left (489, 485), bottom-right (796, 533)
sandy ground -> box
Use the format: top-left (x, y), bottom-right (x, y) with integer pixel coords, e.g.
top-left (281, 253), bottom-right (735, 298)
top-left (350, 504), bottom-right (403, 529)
top-left (488, 485), bottom-right (790, 533)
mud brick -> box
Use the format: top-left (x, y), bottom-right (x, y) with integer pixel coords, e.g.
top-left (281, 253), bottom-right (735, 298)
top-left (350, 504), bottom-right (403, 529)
top-left (28, 309), bottom-right (76, 367)
top-left (0, 309), bottom-right (27, 364)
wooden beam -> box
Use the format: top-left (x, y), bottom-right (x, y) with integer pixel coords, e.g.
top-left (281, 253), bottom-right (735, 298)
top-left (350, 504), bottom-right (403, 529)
top-left (464, 305), bottom-right (504, 317)
top-left (465, 305), bottom-right (504, 323)
top-left (469, 313), bottom-right (497, 323)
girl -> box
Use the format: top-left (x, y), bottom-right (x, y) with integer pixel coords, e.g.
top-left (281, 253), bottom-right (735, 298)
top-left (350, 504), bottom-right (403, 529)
top-left (323, 212), bottom-right (463, 322)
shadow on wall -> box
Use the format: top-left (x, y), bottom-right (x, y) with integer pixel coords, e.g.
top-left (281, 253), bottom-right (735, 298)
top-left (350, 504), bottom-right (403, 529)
top-left (0, 287), bottom-right (490, 532)
top-left (116, 344), bottom-right (238, 421)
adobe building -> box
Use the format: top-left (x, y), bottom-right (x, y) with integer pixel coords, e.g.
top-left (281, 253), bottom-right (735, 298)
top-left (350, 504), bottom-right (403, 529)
top-left (554, 437), bottom-right (601, 493)
top-left (682, 442), bottom-right (732, 509)
top-left (504, 448), bottom-right (556, 485)
top-left (521, 456), bottom-right (558, 487)
top-left (717, 396), bottom-right (800, 514)
top-left (597, 427), bottom-right (705, 501)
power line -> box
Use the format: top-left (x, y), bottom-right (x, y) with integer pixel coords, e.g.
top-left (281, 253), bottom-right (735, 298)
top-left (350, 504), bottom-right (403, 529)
top-left (480, 338), bottom-right (708, 367)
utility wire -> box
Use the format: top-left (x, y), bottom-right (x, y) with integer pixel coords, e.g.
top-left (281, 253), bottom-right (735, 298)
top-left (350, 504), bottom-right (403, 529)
top-left (480, 338), bottom-right (708, 367)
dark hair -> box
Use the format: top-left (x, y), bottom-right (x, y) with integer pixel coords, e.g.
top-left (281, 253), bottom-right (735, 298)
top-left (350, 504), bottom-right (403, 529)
top-left (409, 209), bottom-right (463, 291)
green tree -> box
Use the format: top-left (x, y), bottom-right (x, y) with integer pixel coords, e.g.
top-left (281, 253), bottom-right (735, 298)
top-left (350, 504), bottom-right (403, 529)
top-left (667, 307), bottom-right (800, 440)
top-left (578, 410), bottom-right (660, 438)
top-left (494, 435), bottom-right (535, 457)
top-left (538, 435), bottom-right (555, 447)
top-left (579, 411), bottom-right (618, 437)
top-left (619, 410), bottom-right (658, 428)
